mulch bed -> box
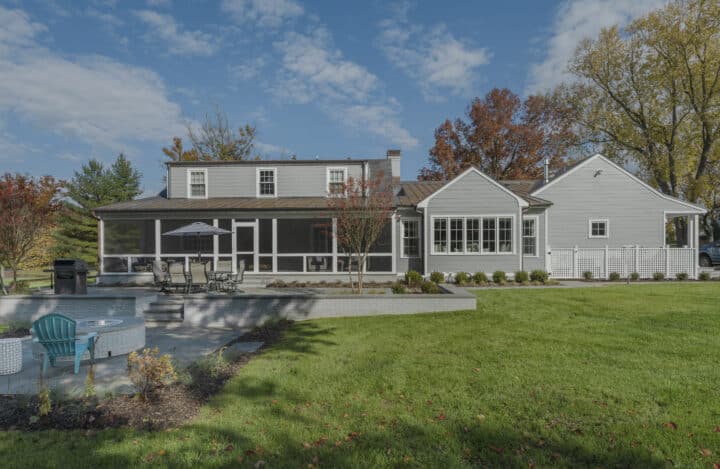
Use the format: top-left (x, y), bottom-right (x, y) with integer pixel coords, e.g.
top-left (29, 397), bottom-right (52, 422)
top-left (0, 320), bottom-right (293, 432)
top-left (0, 327), bottom-right (31, 339)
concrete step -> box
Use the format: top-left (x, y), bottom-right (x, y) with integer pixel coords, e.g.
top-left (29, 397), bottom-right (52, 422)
top-left (144, 299), bottom-right (184, 322)
top-left (144, 311), bottom-right (184, 322)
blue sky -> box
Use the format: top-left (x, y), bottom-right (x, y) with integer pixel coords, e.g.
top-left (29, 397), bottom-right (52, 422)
top-left (0, 0), bottom-right (664, 195)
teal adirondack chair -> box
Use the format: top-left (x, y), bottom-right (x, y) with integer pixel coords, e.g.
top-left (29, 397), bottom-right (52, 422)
top-left (32, 313), bottom-right (96, 374)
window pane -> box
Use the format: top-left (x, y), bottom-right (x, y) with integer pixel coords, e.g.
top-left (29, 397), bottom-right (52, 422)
top-left (237, 254), bottom-right (254, 272)
top-left (591, 221), bottom-right (606, 237)
top-left (219, 219), bottom-right (232, 254)
top-left (259, 219), bottom-right (273, 253)
top-left (367, 256), bottom-right (392, 272)
top-left (328, 169), bottom-right (345, 194)
top-left (433, 218), bottom-right (447, 253)
top-left (258, 256), bottom-right (273, 272)
top-left (103, 257), bottom-right (128, 273)
top-left (277, 256), bottom-right (304, 272)
top-left (402, 220), bottom-right (419, 257)
top-left (236, 226), bottom-right (254, 252)
top-left (277, 219), bottom-right (332, 253)
top-left (259, 170), bottom-right (275, 196)
top-left (482, 218), bottom-right (496, 253)
top-left (499, 217), bottom-right (513, 253)
top-left (522, 219), bottom-right (536, 256)
top-left (337, 256), bottom-right (360, 272)
top-left (307, 256), bottom-right (332, 272)
top-left (466, 218), bottom-right (480, 253)
top-left (369, 223), bottom-right (392, 253)
top-left (130, 257), bottom-right (154, 273)
top-left (450, 218), bottom-right (464, 253)
top-left (104, 220), bottom-right (155, 254)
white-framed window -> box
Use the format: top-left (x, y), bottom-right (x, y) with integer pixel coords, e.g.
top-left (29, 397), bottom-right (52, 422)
top-left (589, 218), bottom-right (609, 238)
top-left (466, 218), bottom-right (480, 253)
top-left (522, 217), bottom-right (538, 256)
top-left (401, 219), bottom-right (420, 258)
top-left (256, 168), bottom-right (277, 197)
top-left (433, 218), bottom-right (447, 253)
top-left (187, 169), bottom-right (207, 198)
top-left (326, 167), bottom-right (347, 196)
top-left (432, 215), bottom-right (514, 255)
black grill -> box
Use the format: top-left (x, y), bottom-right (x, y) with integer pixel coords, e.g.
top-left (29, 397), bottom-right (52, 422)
top-left (53, 259), bottom-right (88, 295)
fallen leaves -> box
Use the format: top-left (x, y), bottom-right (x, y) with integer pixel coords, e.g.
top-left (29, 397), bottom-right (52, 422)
top-left (663, 421), bottom-right (678, 430)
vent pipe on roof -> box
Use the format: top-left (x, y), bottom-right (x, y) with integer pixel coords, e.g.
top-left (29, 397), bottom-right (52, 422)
top-left (543, 158), bottom-right (550, 184)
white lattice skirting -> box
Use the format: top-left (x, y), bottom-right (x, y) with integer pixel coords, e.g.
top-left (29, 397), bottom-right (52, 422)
top-left (0, 338), bottom-right (23, 375)
top-left (550, 246), bottom-right (696, 279)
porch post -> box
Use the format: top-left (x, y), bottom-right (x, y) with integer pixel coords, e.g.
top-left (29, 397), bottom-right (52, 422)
top-left (423, 209), bottom-right (429, 275)
top-left (332, 218), bottom-right (338, 273)
top-left (272, 218), bottom-right (278, 273)
top-left (212, 219), bottom-right (219, 270)
top-left (98, 219), bottom-right (104, 276)
top-left (154, 219), bottom-right (161, 262)
top-left (694, 214), bottom-right (700, 279)
top-left (391, 212), bottom-right (397, 274)
top-left (231, 220), bottom-right (237, 274)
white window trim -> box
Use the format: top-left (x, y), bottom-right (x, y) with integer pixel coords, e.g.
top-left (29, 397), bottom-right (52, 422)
top-left (430, 214), bottom-right (516, 256)
top-left (400, 218), bottom-right (421, 259)
top-left (588, 218), bottom-right (609, 239)
top-left (326, 167), bottom-right (348, 197)
top-left (256, 167), bottom-right (278, 198)
top-left (187, 168), bottom-right (208, 199)
top-left (522, 215), bottom-right (539, 257)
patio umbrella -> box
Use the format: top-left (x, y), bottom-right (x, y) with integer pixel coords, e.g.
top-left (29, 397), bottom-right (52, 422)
top-left (162, 221), bottom-right (231, 261)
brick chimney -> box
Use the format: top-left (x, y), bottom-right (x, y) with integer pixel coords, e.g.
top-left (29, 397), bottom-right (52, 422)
top-left (386, 149), bottom-right (401, 184)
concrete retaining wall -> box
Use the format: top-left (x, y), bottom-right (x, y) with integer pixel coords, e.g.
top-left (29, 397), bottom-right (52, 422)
top-left (182, 286), bottom-right (477, 328)
top-left (0, 295), bottom-right (136, 323)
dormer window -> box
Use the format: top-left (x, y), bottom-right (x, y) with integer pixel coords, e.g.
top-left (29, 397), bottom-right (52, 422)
top-left (188, 169), bottom-right (207, 198)
top-left (257, 168), bottom-right (277, 197)
top-left (327, 167), bottom-right (347, 196)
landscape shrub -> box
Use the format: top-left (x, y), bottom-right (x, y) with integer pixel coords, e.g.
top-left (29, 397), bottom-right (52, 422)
top-left (676, 272), bottom-right (689, 281)
top-left (514, 271), bottom-right (529, 283)
top-left (699, 271), bottom-right (711, 281)
top-left (127, 348), bottom-right (177, 401)
top-left (608, 272), bottom-right (621, 281)
top-left (582, 271), bottom-right (593, 281)
top-left (454, 272), bottom-right (470, 286)
top-left (472, 272), bottom-right (488, 284)
top-left (629, 272), bottom-right (640, 281)
top-left (420, 280), bottom-right (440, 294)
top-left (653, 272), bottom-right (665, 281)
top-left (529, 270), bottom-right (549, 283)
top-left (492, 270), bottom-right (506, 284)
top-left (429, 272), bottom-right (445, 284)
top-left (404, 270), bottom-right (423, 288)
top-left (391, 281), bottom-right (407, 294)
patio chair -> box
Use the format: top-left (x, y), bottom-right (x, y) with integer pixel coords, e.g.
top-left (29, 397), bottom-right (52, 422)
top-left (223, 259), bottom-right (245, 293)
top-left (168, 261), bottom-right (189, 293)
top-left (32, 313), bottom-right (96, 375)
top-left (189, 260), bottom-right (210, 293)
top-left (152, 260), bottom-right (171, 292)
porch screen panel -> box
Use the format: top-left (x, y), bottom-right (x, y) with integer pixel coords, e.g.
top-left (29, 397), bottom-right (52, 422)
top-left (104, 220), bottom-right (155, 254)
top-left (161, 219), bottom-right (213, 254)
top-left (218, 219), bottom-right (232, 254)
top-left (369, 223), bottom-right (392, 253)
top-left (277, 219), bottom-right (332, 253)
top-left (259, 219), bottom-right (273, 254)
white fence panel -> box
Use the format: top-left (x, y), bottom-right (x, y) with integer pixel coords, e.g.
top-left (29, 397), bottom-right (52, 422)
top-left (550, 246), bottom-right (696, 279)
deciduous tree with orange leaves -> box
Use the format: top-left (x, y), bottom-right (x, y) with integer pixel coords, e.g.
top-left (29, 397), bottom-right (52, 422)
top-left (419, 88), bottom-right (578, 181)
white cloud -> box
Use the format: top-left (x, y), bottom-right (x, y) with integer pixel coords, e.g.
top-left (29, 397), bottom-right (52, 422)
top-left (526, 0), bottom-right (665, 93)
top-left (221, 0), bottom-right (303, 28)
top-left (146, 0), bottom-right (171, 7)
top-left (272, 27), bottom-right (418, 149)
top-left (0, 5), bottom-right (185, 148)
top-left (229, 56), bottom-right (266, 80)
top-left (255, 141), bottom-right (291, 157)
top-left (378, 5), bottom-right (489, 101)
top-left (134, 10), bottom-right (217, 56)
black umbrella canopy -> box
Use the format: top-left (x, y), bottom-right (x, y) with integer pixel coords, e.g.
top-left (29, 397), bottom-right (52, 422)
top-left (162, 221), bottom-right (231, 237)
top-left (162, 221), bottom-right (232, 262)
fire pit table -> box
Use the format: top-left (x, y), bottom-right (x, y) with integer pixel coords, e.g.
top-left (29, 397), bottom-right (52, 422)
top-left (32, 317), bottom-right (145, 362)
top-left (0, 338), bottom-right (23, 375)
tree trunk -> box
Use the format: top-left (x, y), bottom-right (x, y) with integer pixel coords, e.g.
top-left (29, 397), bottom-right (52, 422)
top-left (0, 265), bottom-right (6, 296)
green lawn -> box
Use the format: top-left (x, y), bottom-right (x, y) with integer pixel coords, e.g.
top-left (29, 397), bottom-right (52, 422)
top-left (2, 284), bottom-right (720, 468)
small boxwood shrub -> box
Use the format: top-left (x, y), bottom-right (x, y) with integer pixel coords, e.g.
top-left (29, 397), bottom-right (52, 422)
top-left (492, 270), bottom-right (506, 284)
top-left (405, 270), bottom-right (423, 288)
top-left (391, 281), bottom-right (407, 294)
top-left (472, 272), bottom-right (488, 284)
top-left (675, 272), bottom-right (689, 281)
top-left (699, 271), bottom-right (711, 281)
top-left (582, 270), bottom-right (593, 281)
top-left (629, 272), bottom-right (640, 281)
top-left (454, 272), bottom-right (470, 286)
top-left (514, 271), bottom-right (529, 283)
top-left (429, 271), bottom-right (445, 284)
top-left (421, 280), bottom-right (440, 294)
top-left (608, 272), bottom-right (621, 281)
top-left (653, 272), bottom-right (665, 281)
top-left (529, 270), bottom-right (549, 283)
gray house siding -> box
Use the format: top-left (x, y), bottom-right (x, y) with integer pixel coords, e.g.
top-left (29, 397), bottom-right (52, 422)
top-left (535, 156), bottom-right (696, 248)
top-left (424, 170), bottom-right (523, 274)
top-left (169, 163), bottom-right (365, 198)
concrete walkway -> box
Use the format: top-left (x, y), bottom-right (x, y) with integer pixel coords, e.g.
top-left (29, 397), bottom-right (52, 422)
top-left (0, 325), bottom-right (245, 396)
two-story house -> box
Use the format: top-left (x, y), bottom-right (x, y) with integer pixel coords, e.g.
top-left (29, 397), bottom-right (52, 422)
top-left (94, 151), bottom-right (705, 284)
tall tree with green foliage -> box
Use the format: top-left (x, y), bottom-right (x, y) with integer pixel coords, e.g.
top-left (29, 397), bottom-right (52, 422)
top-left (567, 0), bottom-right (720, 239)
top-left (52, 154), bottom-right (142, 266)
